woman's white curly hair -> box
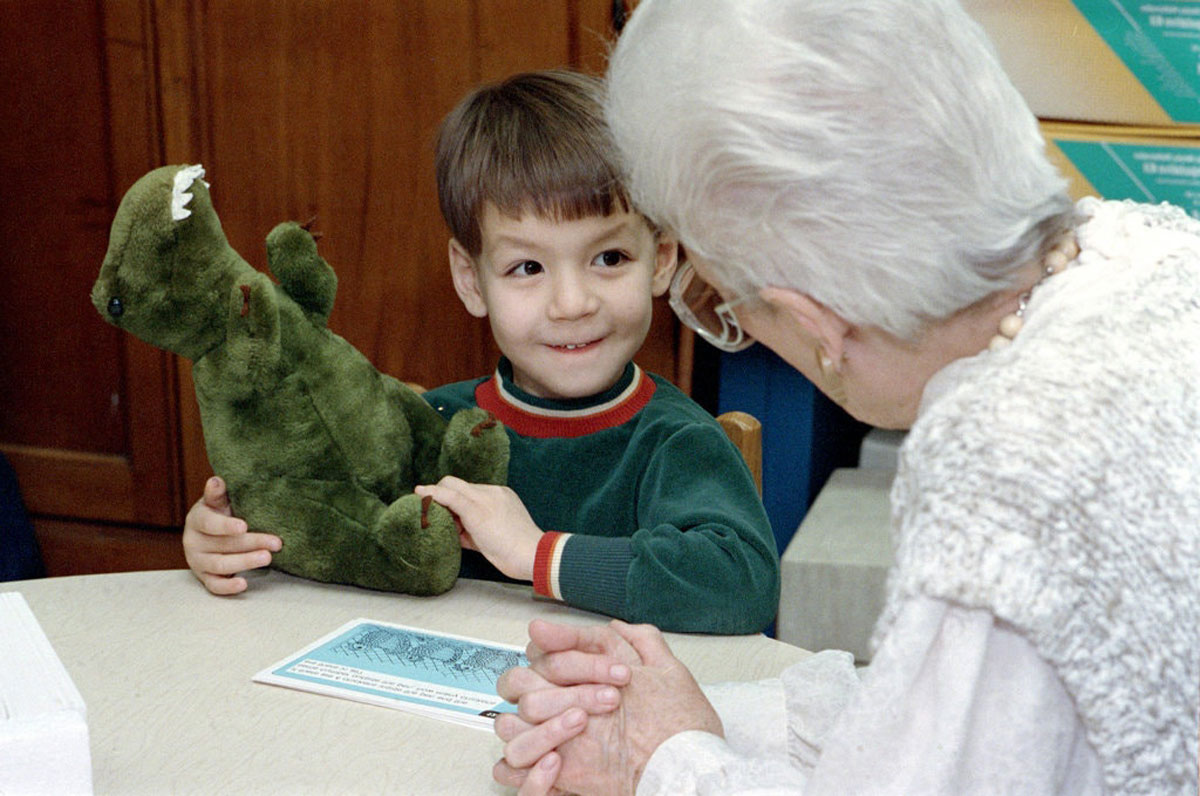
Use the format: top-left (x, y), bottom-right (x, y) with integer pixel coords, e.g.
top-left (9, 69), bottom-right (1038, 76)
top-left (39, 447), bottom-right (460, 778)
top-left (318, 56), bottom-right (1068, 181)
top-left (606, 0), bottom-right (1074, 340)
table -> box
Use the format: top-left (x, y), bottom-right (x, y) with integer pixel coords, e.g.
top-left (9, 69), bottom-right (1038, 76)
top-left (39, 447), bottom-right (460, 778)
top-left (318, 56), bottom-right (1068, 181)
top-left (9, 569), bottom-right (811, 794)
top-left (777, 467), bottom-right (894, 663)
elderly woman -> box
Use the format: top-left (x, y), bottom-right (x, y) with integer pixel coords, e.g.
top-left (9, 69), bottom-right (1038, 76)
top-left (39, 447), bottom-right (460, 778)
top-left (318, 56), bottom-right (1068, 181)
top-left (490, 0), bottom-right (1200, 793)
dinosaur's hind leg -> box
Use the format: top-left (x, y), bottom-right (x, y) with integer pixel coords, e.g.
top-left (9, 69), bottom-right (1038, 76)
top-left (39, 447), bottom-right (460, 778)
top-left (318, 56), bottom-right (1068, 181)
top-left (372, 494), bottom-right (461, 595)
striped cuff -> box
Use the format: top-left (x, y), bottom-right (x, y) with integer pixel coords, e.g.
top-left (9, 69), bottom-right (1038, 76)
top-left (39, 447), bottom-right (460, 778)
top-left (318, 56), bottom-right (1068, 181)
top-left (532, 531), bottom-right (570, 600)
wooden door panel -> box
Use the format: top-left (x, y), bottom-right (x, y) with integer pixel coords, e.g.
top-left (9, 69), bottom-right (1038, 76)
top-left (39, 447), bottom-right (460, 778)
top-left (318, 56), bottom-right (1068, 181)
top-left (0, 2), bottom-right (123, 456)
top-left (0, 0), bottom-right (182, 527)
top-left (34, 517), bottom-right (187, 576)
top-left (477, 0), bottom-right (571, 76)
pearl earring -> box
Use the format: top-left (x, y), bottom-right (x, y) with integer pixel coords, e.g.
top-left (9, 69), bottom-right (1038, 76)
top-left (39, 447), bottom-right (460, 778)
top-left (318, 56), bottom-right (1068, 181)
top-left (816, 346), bottom-right (848, 405)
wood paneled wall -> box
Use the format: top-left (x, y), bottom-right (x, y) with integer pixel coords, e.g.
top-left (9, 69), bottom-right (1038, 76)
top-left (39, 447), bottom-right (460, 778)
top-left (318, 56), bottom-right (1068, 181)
top-left (0, 0), bottom-right (687, 575)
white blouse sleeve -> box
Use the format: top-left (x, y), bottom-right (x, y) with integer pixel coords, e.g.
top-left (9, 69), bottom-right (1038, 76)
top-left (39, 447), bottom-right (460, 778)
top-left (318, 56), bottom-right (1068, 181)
top-left (638, 596), bottom-right (1103, 795)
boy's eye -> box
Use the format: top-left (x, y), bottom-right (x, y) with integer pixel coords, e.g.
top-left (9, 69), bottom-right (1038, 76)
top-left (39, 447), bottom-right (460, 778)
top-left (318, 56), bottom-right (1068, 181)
top-left (593, 250), bottom-right (628, 268)
top-left (509, 260), bottom-right (543, 277)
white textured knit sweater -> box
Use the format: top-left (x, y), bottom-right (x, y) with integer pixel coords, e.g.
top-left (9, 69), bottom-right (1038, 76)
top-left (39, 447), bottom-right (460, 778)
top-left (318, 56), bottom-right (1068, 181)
top-left (638, 198), bottom-right (1199, 795)
top-left (878, 197), bottom-right (1200, 793)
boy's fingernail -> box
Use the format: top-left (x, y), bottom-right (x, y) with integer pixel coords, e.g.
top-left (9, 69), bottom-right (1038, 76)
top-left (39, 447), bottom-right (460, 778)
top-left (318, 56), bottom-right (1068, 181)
top-left (563, 708), bottom-right (585, 729)
top-left (598, 686), bottom-right (619, 705)
top-left (610, 664), bottom-right (630, 681)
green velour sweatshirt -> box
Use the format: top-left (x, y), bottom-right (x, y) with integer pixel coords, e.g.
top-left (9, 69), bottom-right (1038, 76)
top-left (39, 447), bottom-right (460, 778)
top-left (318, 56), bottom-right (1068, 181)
top-left (422, 358), bottom-right (780, 635)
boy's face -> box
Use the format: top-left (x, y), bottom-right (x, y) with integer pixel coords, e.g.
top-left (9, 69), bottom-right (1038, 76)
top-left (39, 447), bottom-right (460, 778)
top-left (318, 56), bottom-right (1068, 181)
top-left (449, 203), bottom-right (676, 400)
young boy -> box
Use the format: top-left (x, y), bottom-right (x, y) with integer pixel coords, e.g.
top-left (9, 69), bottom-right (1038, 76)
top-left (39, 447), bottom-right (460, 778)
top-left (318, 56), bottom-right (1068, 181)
top-left (413, 70), bottom-right (778, 633)
top-left (182, 70), bottom-right (779, 634)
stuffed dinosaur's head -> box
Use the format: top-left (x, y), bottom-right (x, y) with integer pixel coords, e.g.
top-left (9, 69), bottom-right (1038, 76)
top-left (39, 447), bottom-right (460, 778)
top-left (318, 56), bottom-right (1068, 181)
top-left (92, 164), bottom-right (245, 361)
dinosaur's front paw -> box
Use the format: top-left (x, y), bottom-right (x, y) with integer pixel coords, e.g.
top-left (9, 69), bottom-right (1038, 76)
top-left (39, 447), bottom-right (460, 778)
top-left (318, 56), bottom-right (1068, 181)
top-left (374, 494), bottom-right (461, 595)
top-left (438, 408), bottom-right (509, 485)
top-left (266, 221), bottom-right (336, 323)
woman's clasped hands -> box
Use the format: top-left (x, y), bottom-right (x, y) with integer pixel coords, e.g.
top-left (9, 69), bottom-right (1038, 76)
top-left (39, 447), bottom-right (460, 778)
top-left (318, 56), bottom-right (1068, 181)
top-left (493, 618), bottom-right (723, 795)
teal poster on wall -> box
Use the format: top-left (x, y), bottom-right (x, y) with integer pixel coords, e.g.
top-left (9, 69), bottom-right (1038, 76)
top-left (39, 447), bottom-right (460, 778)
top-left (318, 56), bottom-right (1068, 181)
top-left (1071, 1), bottom-right (1200, 122)
top-left (1055, 137), bottom-right (1200, 217)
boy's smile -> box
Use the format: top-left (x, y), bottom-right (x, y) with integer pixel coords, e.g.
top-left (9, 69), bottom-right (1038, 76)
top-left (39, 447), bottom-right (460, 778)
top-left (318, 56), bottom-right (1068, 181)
top-left (549, 339), bottom-right (600, 352)
top-left (449, 204), bottom-right (676, 400)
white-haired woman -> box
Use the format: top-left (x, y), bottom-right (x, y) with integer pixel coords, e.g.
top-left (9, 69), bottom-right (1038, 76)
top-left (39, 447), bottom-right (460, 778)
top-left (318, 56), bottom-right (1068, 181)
top-left (491, 0), bottom-right (1200, 793)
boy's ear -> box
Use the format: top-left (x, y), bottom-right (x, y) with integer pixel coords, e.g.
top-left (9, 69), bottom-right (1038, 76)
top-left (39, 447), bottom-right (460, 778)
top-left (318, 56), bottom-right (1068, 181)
top-left (650, 237), bottom-right (679, 297)
top-left (758, 286), bottom-right (851, 365)
top-left (448, 238), bottom-right (488, 318)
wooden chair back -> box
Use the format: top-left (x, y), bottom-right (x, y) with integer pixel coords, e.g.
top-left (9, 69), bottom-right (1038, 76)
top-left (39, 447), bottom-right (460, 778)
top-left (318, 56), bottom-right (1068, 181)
top-left (716, 410), bottom-right (763, 496)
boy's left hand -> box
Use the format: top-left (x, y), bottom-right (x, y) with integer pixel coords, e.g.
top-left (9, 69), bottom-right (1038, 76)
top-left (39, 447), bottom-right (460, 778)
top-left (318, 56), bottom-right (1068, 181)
top-left (414, 477), bottom-right (542, 581)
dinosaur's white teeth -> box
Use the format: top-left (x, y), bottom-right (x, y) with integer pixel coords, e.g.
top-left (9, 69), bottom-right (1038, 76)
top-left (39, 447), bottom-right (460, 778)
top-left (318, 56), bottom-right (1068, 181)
top-left (170, 164), bottom-right (209, 221)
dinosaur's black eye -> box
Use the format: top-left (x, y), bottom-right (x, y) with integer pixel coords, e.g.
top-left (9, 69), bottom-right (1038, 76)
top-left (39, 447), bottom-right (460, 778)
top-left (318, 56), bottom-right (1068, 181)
top-left (107, 297), bottom-right (124, 318)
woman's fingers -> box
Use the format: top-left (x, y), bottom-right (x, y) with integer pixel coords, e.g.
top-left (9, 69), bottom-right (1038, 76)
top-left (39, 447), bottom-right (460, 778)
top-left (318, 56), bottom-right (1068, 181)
top-left (492, 753), bottom-right (563, 796)
top-left (498, 664), bottom-right (620, 722)
top-left (526, 647), bottom-right (632, 687)
top-left (518, 753), bottom-right (561, 796)
top-left (494, 712), bottom-right (534, 742)
top-left (527, 618), bottom-right (635, 657)
top-left (609, 621), bottom-right (674, 665)
top-left (517, 683), bottom-right (620, 722)
top-left (492, 757), bottom-right (526, 789)
top-left (497, 664), bottom-right (551, 702)
top-left (501, 707), bottom-right (587, 770)
top-left (526, 619), bottom-right (641, 682)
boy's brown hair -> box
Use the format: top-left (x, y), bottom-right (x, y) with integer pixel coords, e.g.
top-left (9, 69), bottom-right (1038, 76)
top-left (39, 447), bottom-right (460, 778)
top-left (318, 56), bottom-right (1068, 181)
top-left (435, 69), bottom-right (632, 256)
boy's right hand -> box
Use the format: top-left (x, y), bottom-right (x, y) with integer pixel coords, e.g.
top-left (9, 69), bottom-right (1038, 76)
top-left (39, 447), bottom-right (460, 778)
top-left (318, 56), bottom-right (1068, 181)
top-left (413, 477), bottom-right (542, 582)
top-left (182, 476), bottom-right (282, 595)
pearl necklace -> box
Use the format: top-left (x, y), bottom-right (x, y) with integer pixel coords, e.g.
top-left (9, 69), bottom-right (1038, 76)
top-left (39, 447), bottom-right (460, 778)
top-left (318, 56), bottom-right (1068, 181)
top-left (987, 234), bottom-right (1079, 351)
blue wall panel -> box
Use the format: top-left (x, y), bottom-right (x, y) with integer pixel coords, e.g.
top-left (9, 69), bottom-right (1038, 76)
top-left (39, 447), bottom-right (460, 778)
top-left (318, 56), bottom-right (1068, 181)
top-left (718, 345), bottom-right (866, 555)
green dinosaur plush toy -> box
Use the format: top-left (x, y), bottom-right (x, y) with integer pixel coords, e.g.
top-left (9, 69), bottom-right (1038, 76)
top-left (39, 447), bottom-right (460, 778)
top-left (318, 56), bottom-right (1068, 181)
top-left (91, 164), bottom-right (508, 595)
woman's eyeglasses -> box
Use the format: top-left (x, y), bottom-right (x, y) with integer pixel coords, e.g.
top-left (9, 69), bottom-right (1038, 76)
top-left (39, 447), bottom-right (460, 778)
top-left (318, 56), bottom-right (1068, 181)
top-left (667, 259), bottom-right (755, 353)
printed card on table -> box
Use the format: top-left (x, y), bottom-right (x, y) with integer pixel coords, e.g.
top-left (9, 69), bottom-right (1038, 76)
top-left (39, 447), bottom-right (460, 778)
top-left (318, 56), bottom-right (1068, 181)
top-left (254, 618), bottom-right (527, 730)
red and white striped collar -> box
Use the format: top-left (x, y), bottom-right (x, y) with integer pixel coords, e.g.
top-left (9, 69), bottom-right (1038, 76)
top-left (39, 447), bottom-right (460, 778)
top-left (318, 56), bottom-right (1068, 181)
top-left (475, 361), bottom-right (656, 438)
